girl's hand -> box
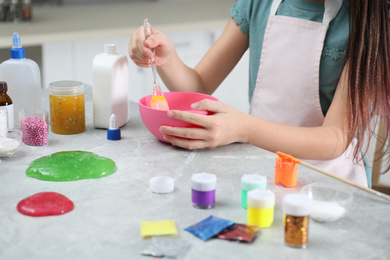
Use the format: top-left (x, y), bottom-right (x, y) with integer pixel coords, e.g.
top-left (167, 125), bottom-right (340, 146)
top-left (159, 99), bottom-right (249, 149)
top-left (129, 26), bottom-right (175, 68)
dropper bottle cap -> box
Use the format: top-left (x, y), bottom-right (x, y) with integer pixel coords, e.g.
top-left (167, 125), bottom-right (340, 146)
top-left (107, 114), bottom-right (121, 141)
top-left (10, 32), bottom-right (25, 59)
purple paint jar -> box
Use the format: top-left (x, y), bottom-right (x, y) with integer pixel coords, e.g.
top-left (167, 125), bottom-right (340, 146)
top-left (191, 172), bottom-right (217, 209)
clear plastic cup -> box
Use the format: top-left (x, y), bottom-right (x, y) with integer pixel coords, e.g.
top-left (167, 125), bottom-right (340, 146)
top-left (19, 108), bottom-right (49, 146)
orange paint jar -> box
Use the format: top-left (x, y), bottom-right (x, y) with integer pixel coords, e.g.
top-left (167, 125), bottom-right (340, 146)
top-left (49, 81), bottom-right (85, 135)
top-left (274, 155), bottom-right (298, 187)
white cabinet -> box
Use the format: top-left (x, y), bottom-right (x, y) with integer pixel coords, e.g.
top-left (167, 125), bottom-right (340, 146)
top-left (41, 27), bottom-right (250, 112)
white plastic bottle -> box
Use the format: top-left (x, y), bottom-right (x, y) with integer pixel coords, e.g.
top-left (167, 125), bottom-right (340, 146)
top-left (92, 44), bottom-right (129, 129)
top-left (0, 32), bottom-right (42, 127)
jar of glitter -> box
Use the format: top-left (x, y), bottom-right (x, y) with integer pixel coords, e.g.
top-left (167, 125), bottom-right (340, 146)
top-left (49, 81), bottom-right (85, 135)
top-left (247, 189), bottom-right (275, 228)
top-left (241, 174), bottom-right (267, 209)
top-left (282, 193), bottom-right (313, 248)
top-left (191, 172), bottom-right (217, 209)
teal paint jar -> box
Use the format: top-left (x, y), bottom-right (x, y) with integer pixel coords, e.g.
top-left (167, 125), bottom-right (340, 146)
top-left (241, 174), bottom-right (267, 209)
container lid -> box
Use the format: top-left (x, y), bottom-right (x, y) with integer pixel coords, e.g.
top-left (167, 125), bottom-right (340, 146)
top-left (247, 189), bottom-right (275, 209)
top-left (107, 114), bottom-right (121, 141)
top-left (191, 172), bottom-right (217, 191)
top-left (241, 174), bottom-right (267, 191)
top-left (149, 176), bottom-right (174, 194)
top-left (49, 81), bottom-right (84, 96)
top-left (283, 193), bottom-right (313, 216)
top-left (104, 44), bottom-right (117, 54)
top-left (0, 82), bottom-right (8, 92)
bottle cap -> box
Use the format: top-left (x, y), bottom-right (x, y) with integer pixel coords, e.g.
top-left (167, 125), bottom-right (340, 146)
top-left (10, 32), bottom-right (25, 59)
top-left (0, 82), bottom-right (8, 92)
top-left (149, 176), bottom-right (174, 194)
top-left (241, 174), bottom-right (267, 191)
top-left (247, 189), bottom-right (275, 209)
top-left (104, 44), bottom-right (117, 54)
top-left (283, 193), bottom-right (313, 216)
top-left (107, 114), bottom-right (121, 141)
top-left (191, 172), bottom-right (217, 191)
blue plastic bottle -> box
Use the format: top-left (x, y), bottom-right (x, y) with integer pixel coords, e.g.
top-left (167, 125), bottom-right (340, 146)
top-left (0, 32), bottom-right (42, 126)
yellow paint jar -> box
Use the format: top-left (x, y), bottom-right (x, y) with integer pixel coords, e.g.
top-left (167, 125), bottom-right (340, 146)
top-left (49, 81), bottom-right (85, 135)
top-left (247, 189), bottom-right (275, 228)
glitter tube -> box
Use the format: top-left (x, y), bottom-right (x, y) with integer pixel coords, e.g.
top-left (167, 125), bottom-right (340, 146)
top-left (191, 173), bottom-right (216, 209)
top-left (282, 193), bottom-right (313, 248)
top-left (247, 189), bottom-right (275, 228)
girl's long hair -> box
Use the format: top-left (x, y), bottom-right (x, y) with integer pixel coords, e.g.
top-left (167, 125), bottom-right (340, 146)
top-left (346, 0), bottom-right (390, 172)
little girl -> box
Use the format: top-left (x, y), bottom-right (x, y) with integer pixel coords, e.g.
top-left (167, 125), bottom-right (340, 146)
top-left (129, 0), bottom-right (390, 187)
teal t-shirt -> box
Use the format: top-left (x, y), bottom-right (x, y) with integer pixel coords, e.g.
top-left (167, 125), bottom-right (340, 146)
top-left (230, 0), bottom-right (350, 115)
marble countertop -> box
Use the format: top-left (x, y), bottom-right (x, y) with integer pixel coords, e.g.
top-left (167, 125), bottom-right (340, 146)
top-left (0, 0), bottom-right (234, 48)
top-left (1, 86), bottom-right (390, 259)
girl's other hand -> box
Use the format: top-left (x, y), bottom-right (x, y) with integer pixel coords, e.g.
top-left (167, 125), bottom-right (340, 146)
top-left (159, 100), bottom-right (249, 149)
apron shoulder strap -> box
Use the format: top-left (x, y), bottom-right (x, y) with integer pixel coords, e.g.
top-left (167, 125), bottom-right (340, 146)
top-left (270, 0), bottom-right (343, 25)
top-left (270, 0), bottom-right (283, 15)
top-left (323, 0), bottom-right (343, 25)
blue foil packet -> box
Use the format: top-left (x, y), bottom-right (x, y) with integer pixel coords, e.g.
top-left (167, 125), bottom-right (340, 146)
top-left (184, 215), bottom-right (235, 241)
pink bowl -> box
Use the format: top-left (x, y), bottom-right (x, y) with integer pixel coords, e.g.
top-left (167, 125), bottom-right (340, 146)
top-left (139, 92), bottom-right (218, 142)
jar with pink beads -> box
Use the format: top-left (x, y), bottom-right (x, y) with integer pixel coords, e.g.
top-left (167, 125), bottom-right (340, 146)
top-left (19, 109), bottom-right (48, 146)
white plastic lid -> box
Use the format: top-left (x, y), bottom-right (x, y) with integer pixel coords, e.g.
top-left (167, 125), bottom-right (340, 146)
top-left (49, 81), bottom-right (84, 96)
top-left (191, 172), bottom-right (217, 191)
top-left (283, 193), bottom-right (313, 216)
top-left (247, 189), bottom-right (275, 209)
top-left (241, 174), bottom-right (267, 191)
top-left (149, 176), bottom-right (174, 194)
top-left (104, 44), bottom-right (117, 54)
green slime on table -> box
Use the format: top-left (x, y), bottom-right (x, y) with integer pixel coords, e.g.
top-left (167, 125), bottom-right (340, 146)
top-left (26, 151), bottom-right (116, 181)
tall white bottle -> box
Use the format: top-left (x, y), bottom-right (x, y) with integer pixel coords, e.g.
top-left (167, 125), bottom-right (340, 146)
top-left (92, 44), bottom-right (129, 129)
top-left (0, 32), bottom-right (42, 126)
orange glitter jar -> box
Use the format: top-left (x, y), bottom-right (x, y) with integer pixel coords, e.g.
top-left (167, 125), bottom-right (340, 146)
top-left (282, 193), bottom-right (313, 248)
top-left (49, 81), bottom-right (85, 135)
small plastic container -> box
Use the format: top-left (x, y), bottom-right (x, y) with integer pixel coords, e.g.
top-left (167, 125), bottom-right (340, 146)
top-left (283, 193), bottom-right (313, 248)
top-left (241, 174), bottom-right (267, 209)
top-left (49, 81), bottom-right (85, 135)
top-left (275, 155), bottom-right (298, 187)
top-left (247, 189), bottom-right (275, 228)
top-left (149, 176), bottom-right (174, 194)
top-left (19, 108), bottom-right (48, 146)
top-left (191, 172), bottom-right (217, 209)
top-left (0, 129), bottom-right (22, 157)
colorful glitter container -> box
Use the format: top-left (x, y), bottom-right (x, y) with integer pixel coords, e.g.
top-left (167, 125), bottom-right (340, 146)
top-left (241, 174), bottom-right (267, 209)
top-left (191, 172), bottom-right (216, 209)
top-left (247, 189), bottom-right (275, 228)
top-left (49, 81), bottom-right (85, 135)
top-left (282, 193), bottom-right (313, 248)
